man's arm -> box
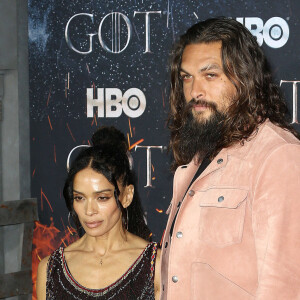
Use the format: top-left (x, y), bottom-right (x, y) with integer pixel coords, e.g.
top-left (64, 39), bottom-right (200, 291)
top-left (253, 144), bottom-right (300, 299)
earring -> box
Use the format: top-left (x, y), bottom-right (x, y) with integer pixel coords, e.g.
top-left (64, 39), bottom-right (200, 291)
top-left (68, 212), bottom-right (71, 225)
top-left (126, 208), bottom-right (129, 230)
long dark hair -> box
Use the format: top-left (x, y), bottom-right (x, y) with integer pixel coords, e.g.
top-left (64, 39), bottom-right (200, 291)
top-left (169, 17), bottom-right (298, 170)
top-left (63, 126), bottom-right (151, 241)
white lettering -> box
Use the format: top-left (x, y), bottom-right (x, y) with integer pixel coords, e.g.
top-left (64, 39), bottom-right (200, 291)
top-left (133, 11), bottom-right (162, 53)
top-left (280, 80), bottom-right (300, 124)
top-left (86, 87), bottom-right (146, 118)
top-left (236, 17), bottom-right (289, 48)
top-left (87, 88), bottom-right (104, 118)
top-left (105, 88), bottom-right (123, 117)
top-left (65, 13), bottom-right (96, 54)
top-left (134, 145), bottom-right (164, 187)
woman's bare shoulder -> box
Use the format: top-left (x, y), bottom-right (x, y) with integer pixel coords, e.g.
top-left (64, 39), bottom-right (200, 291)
top-left (36, 255), bottom-right (51, 300)
top-left (64, 236), bottom-right (85, 252)
top-left (38, 255), bottom-right (50, 272)
top-left (126, 232), bottom-right (150, 249)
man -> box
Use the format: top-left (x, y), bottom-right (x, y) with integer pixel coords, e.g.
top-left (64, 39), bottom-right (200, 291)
top-left (161, 17), bottom-right (300, 299)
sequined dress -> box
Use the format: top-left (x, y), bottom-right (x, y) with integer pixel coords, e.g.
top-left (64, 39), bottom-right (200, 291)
top-left (46, 242), bottom-right (158, 299)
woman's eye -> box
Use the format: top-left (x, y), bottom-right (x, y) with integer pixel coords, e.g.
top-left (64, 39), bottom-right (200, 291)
top-left (97, 196), bottom-right (110, 201)
top-left (73, 195), bottom-right (83, 201)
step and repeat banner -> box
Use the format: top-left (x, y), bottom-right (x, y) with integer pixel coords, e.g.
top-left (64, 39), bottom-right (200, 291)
top-left (29, 0), bottom-right (300, 297)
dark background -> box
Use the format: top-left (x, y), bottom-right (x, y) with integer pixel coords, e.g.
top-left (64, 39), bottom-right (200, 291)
top-left (29, 0), bottom-right (300, 243)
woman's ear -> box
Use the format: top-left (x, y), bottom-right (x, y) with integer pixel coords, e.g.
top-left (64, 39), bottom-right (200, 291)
top-left (121, 184), bottom-right (134, 208)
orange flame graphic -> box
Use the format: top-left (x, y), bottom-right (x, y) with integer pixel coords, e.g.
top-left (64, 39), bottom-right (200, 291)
top-left (32, 221), bottom-right (78, 299)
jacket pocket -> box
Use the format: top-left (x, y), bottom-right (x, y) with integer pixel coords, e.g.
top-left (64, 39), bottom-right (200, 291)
top-left (198, 187), bottom-right (248, 247)
top-left (191, 262), bottom-right (254, 300)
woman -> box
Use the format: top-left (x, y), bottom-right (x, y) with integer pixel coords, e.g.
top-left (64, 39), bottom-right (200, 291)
top-left (36, 126), bottom-right (160, 299)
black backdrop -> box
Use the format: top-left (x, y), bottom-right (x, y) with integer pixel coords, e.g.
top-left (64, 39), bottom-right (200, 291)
top-left (29, 0), bottom-right (300, 265)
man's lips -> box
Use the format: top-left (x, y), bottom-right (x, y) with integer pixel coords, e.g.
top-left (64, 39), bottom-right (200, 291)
top-left (193, 104), bottom-right (210, 112)
top-left (84, 221), bottom-right (103, 229)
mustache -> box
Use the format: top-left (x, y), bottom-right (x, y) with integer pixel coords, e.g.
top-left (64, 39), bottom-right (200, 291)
top-left (182, 99), bottom-right (218, 122)
top-left (187, 98), bottom-right (218, 111)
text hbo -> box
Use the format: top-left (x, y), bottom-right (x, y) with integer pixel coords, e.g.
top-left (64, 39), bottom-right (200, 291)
top-left (236, 17), bottom-right (289, 48)
top-left (87, 87), bottom-right (146, 118)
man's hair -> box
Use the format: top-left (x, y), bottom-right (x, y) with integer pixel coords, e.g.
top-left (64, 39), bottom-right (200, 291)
top-left (168, 17), bottom-right (298, 170)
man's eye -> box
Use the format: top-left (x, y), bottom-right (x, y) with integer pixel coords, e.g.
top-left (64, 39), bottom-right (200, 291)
top-left (180, 74), bottom-right (192, 81)
top-left (206, 73), bottom-right (216, 78)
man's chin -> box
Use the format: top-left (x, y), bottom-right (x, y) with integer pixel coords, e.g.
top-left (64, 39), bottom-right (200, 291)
top-left (192, 110), bottom-right (213, 124)
top-left (178, 109), bottom-right (226, 163)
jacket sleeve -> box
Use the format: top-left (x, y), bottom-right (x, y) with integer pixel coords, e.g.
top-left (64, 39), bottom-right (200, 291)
top-left (253, 144), bottom-right (300, 299)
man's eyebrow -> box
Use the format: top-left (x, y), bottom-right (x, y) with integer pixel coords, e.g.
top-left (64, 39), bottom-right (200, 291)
top-left (179, 64), bottom-right (221, 74)
top-left (179, 67), bottom-right (190, 74)
top-left (199, 63), bottom-right (221, 72)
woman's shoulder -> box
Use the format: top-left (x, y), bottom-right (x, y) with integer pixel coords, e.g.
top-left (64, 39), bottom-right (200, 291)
top-left (63, 235), bottom-right (86, 253)
top-left (38, 254), bottom-right (50, 274)
top-left (126, 233), bottom-right (159, 258)
top-left (38, 244), bottom-right (63, 270)
top-left (36, 255), bottom-right (51, 300)
top-left (126, 232), bottom-right (152, 249)
top-left (39, 247), bottom-right (64, 272)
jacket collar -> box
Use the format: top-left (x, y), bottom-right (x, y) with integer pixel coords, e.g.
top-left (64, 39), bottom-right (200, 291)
top-left (224, 119), bottom-right (268, 160)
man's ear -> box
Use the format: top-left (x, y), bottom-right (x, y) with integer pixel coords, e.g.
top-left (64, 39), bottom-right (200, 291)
top-left (121, 184), bottom-right (134, 208)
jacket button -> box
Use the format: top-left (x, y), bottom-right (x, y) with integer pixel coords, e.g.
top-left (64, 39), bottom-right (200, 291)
top-left (218, 196), bottom-right (224, 202)
top-left (172, 276), bottom-right (178, 283)
top-left (188, 190), bottom-right (195, 196)
top-left (217, 158), bottom-right (223, 164)
top-left (176, 231), bottom-right (183, 238)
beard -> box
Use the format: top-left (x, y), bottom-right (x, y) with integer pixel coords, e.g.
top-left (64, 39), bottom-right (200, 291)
top-left (178, 99), bottom-right (227, 163)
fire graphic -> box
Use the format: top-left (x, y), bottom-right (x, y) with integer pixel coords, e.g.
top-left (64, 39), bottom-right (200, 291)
top-left (32, 221), bottom-right (78, 300)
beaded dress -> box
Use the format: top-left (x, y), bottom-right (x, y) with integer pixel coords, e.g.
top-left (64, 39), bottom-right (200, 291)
top-left (46, 242), bottom-right (158, 299)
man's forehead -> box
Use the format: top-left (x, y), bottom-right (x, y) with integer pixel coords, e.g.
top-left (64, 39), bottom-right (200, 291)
top-left (181, 42), bottom-right (222, 64)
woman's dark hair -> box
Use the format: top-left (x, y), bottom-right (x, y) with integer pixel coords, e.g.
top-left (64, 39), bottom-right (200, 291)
top-left (63, 126), bottom-right (151, 241)
top-left (169, 17), bottom-right (299, 170)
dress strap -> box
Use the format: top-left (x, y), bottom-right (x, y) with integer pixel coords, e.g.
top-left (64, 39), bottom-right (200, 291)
top-left (150, 242), bottom-right (158, 278)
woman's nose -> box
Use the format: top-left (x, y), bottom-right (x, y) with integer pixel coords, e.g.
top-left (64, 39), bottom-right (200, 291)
top-left (85, 199), bottom-right (98, 216)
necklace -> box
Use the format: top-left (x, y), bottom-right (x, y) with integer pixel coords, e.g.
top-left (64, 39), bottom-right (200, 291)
top-left (97, 234), bottom-right (127, 266)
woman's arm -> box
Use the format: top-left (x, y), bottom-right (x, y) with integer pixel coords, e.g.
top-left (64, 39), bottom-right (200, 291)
top-left (36, 256), bottom-right (49, 300)
top-left (154, 248), bottom-right (161, 300)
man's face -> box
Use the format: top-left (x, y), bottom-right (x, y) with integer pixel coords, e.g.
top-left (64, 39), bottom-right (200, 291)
top-left (180, 41), bottom-right (236, 123)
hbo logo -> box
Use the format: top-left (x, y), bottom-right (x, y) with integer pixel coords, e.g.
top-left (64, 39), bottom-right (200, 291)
top-left (236, 17), bottom-right (289, 48)
top-left (87, 87), bottom-right (146, 118)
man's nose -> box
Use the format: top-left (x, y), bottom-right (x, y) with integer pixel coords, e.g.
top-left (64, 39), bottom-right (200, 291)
top-left (190, 78), bottom-right (205, 100)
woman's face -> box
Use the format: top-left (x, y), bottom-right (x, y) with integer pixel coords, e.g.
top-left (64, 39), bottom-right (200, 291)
top-left (72, 167), bottom-right (132, 237)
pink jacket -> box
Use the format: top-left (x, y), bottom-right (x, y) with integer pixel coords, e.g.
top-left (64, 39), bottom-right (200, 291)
top-left (161, 120), bottom-right (300, 300)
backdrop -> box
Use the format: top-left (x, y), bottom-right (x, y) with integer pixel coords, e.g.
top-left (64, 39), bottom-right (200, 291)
top-left (28, 0), bottom-right (300, 297)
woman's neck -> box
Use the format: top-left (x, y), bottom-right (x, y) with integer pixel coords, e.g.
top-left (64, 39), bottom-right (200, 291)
top-left (81, 220), bottom-right (128, 256)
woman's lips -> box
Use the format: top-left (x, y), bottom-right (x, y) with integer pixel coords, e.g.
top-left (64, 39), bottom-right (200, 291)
top-left (85, 221), bottom-right (103, 229)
